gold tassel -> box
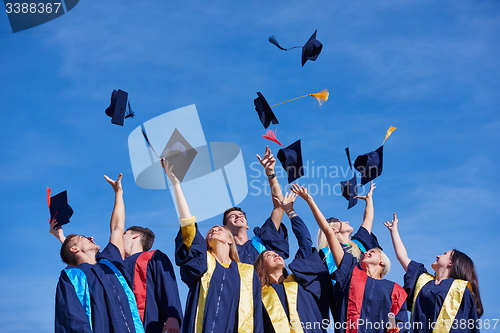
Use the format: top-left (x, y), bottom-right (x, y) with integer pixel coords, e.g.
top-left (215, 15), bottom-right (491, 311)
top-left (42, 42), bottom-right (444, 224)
top-left (384, 126), bottom-right (397, 141)
top-left (308, 89), bottom-right (329, 106)
top-left (270, 89), bottom-right (330, 107)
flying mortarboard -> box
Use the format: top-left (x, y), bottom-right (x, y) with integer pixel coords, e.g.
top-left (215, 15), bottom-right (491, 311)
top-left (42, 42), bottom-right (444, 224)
top-left (47, 189), bottom-right (73, 229)
top-left (277, 139), bottom-right (304, 183)
top-left (254, 89), bottom-right (329, 128)
top-left (159, 128), bottom-right (198, 182)
top-left (353, 127), bottom-right (396, 186)
top-left (254, 92), bottom-right (279, 129)
top-left (340, 147), bottom-right (358, 209)
top-left (268, 29), bottom-right (323, 66)
top-left (105, 89), bottom-right (135, 126)
top-left (341, 175), bottom-right (358, 210)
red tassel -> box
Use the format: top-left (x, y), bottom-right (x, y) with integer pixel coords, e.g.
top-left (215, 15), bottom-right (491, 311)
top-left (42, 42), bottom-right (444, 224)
top-left (262, 129), bottom-right (284, 146)
top-left (46, 188), bottom-right (51, 208)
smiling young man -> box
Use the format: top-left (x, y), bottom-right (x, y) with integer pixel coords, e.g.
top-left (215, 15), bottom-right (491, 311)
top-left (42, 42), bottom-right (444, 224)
top-left (55, 174), bottom-right (145, 333)
top-left (222, 146), bottom-right (290, 264)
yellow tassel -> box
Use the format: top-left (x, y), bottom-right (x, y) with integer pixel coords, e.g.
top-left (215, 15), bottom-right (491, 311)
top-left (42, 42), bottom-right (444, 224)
top-left (270, 89), bottom-right (330, 107)
top-left (308, 89), bottom-right (329, 106)
top-left (384, 126), bottom-right (397, 141)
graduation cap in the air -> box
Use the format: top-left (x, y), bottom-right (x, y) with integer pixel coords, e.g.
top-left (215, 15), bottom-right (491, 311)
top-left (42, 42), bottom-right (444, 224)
top-left (105, 89), bottom-right (134, 126)
top-left (159, 128), bottom-right (198, 182)
top-left (277, 139), bottom-right (304, 183)
top-left (254, 89), bottom-right (329, 128)
top-left (255, 92), bottom-right (279, 129)
top-left (47, 189), bottom-right (73, 229)
top-left (268, 29), bottom-right (323, 66)
top-left (340, 147), bottom-right (358, 209)
top-left (353, 127), bottom-right (396, 186)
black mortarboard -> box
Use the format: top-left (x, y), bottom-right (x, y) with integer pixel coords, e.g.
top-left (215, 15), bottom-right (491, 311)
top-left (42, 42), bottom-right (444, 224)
top-left (105, 89), bottom-right (134, 126)
top-left (354, 145), bottom-right (384, 186)
top-left (49, 190), bottom-right (73, 228)
top-left (340, 147), bottom-right (358, 209)
top-left (268, 30), bottom-right (323, 67)
top-left (254, 92), bottom-right (279, 129)
top-left (160, 128), bottom-right (198, 182)
top-left (301, 30), bottom-right (323, 67)
top-left (340, 175), bottom-right (358, 210)
top-left (277, 139), bottom-right (304, 183)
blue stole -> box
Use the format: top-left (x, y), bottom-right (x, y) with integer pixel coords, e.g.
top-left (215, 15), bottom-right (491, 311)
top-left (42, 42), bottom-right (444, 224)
top-left (251, 235), bottom-right (267, 253)
top-left (64, 260), bottom-right (145, 333)
top-left (64, 267), bottom-right (93, 330)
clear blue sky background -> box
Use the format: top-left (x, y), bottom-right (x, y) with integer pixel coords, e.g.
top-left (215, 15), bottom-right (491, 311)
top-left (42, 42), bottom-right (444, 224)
top-left (1, 1), bottom-right (499, 332)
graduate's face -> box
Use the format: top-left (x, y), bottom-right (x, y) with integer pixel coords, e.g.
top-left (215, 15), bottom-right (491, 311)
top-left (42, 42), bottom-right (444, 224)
top-left (225, 211), bottom-right (248, 229)
top-left (361, 248), bottom-right (383, 266)
top-left (332, 221), bottom-right (354, 235)
top-left (263, 251), bottom-right (284, 271)
top-left (72, 235), bottom-right (100, 253)
top-left (432, 250), bottom-right (453, 270)
top-left (207, 226), bottom-right (233, 245)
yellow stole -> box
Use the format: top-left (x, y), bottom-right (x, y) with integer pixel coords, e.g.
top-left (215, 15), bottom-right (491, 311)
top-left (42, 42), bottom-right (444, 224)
top-left (412, 273), bottom-right (472, 333)
top-left (261, 274), bottom-right (304, 333)
top-left (194, 252), bottom-right (254, 333)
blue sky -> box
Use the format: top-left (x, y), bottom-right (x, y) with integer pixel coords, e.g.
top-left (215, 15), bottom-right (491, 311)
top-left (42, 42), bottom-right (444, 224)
top-left (1, 0), bottom-right (499, 331)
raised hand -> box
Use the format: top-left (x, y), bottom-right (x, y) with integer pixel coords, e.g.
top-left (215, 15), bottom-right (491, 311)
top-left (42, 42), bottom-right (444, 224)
top-left (289, 183), bottom-right (313, 202)
top-left (273, 191), bottom-right (297, 215)
top-left (383, 213), bottom-right (399, 231)
top-left (161, 159), bottom-right (179, 185)
top-left (104, 173), bottom-right (123, 193)
top-left (48, 218), bottom-right (66, 243)
top-left (256, 146), bottom-right (276, 175)
top-left (355, 182), bottom-right (376, 201)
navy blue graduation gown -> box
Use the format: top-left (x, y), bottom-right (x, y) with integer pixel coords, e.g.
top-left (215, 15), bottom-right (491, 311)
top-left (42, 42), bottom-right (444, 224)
top-left (332, 253), bottom-right (409, 333)
top-left (55, 243), bottom-right (141, 333)
top-left (263, 215), bottom-right (333, 333)
top-left (175, 225), bottom-right (264, 333)
top-left (238, 217), bottom-right (290, 264)
top-left (404, 260), bottom-right (479, 333)
top-left (124, 250), bottom-right (183, 333)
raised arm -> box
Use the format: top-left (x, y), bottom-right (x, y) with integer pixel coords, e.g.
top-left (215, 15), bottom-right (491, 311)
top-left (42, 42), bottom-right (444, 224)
top-left (356, 182), bottom-right (376, 233)
top-left (256, 146), bottom-right (284, 230)
top-left (104, 173), bottom-right (125, 258)
top-left (162, 159), bottom-right (196, 249)
top-left (162, 159), bottom-right (192, 220)
top-left (48, 218), bottom-right (66, 243)
top-left (291, 184), bottom-right (345, 266)
top-left (273, 189), bottom-right (312, 258)
top-left (383, 213), bottom-right (411, 271)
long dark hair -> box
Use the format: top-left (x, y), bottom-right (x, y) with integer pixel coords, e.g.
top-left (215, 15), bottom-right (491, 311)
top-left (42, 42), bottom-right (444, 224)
top-left (254, 251), bottom-right (272, 287)
top-left (450, 250), bottom-right (483, 318)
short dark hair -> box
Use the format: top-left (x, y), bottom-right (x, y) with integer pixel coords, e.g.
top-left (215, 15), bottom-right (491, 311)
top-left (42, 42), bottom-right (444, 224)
top-left (60, 234), bottom-right (79, 266)
top-left (222, 207), bottom-right (246, 226)
top-left (127, 226), bottom-right (155, 251)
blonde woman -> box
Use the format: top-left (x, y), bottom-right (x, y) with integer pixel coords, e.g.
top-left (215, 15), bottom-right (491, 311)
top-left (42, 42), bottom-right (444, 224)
top-left (163, 160), bottom-right (263, 333)
top-left (300, 185), bottom-right (408, 333)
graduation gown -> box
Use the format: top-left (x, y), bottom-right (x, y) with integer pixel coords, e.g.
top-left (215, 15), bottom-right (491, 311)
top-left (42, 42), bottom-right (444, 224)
top-left (403, 260), bottom-right (479, 333)
top-left (332, 253), bottom-right (408, 333)
top-left (175, 225), bottom-right (264, 333)
top-left (238, 217), bottom-right (290, 264)
top-left (262, 215), bottom-right (333, 333)
top-left (124, 250), bottom-right (183, 333)
top-left (55, 243), bottom-right (144, 333)
top-left (320, 226), bottom-right (382, 274)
